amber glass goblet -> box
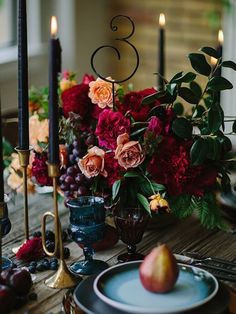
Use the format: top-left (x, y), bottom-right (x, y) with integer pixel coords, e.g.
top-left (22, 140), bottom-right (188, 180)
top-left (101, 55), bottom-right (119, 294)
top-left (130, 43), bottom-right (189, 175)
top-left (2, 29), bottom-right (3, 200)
top-left (114, 207), bottom-right (149, 263)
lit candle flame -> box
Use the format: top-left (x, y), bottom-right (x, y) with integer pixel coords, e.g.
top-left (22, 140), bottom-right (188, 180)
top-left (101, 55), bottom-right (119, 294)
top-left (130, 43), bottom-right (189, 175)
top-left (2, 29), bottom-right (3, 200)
top-left (51, 16), bottom-right (58, 38)
top-left (218, 29), bottom-right (224, 45)
top-left (159, 13), bottom-right (165, 28)
top-left (210, 56), bottom-right (217, 66)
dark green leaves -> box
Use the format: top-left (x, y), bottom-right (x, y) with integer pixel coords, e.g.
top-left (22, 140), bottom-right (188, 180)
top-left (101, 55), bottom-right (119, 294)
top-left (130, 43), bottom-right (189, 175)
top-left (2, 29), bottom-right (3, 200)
top-left (179, 87), bottom-right (199, 104)
top-left (137, 193), bottom-right (151, 214)
top-left (112, 180), bottom-right (121, 200)
top-left (207, 77), bottom-right (233, 91)
top-left (221, 60), bottom-right (236, 71)
top-left (172, 72), bottom-right (196, 83)
top-left (188, 53), bottom-right (211, 76)
top-left (208, 105), bottom-right (222, 133)
top-left (172, 117), bottom-right (193, 139)
top-left (200, 47), bottom-right (219, 59)
top-left (190, 138), bottom-right (208, 165)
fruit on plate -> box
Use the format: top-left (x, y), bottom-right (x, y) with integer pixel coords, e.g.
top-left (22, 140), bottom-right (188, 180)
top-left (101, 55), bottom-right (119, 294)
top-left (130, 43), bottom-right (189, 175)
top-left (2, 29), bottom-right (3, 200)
top-left (139, 243), bottom-right (179, 293)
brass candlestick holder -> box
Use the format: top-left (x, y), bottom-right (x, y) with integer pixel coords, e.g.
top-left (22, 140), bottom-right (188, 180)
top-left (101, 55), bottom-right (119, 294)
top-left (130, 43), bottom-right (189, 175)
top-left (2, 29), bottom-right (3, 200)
top-left (12, 147), bottom-right (32, 254)
top-left (42, 163), bottom-right (79, 289)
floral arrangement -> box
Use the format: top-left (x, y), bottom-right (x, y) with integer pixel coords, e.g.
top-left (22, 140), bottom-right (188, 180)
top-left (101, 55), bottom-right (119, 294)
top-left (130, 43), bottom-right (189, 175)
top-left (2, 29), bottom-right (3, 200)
top-left (7, 47), bottom-right (236, 229)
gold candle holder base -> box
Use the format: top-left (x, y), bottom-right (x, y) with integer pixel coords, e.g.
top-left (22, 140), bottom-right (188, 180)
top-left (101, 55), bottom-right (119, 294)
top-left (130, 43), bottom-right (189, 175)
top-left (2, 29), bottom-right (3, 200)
top-left (42, 164), bottom-right (80, 289)
top-left (45, 259), bottom-right (80, 289)
top-left (12, 147), bottom-right (33, 254)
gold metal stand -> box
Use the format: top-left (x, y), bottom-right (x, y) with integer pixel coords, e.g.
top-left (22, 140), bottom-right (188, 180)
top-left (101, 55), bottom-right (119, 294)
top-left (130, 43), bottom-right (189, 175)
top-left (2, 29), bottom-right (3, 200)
top-left (12, 147), bottom-right (32, 254)
top-left (42, 164), bottom-right (79, 289)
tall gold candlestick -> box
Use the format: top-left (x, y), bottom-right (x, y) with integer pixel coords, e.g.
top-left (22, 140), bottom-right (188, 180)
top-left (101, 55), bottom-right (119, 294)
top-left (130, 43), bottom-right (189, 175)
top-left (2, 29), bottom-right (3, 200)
top-left (42, 164), bottom-right (79, 289)
top-left (12, 147), bottom-right (32, 254)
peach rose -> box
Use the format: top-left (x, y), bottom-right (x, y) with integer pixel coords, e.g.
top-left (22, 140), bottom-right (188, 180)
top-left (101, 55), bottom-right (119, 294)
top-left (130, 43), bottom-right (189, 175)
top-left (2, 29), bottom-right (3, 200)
top-left (88, 77), bottom-right (118, 109)
top-left (115, 133), bottom-right (145, 169)
top-left (7, 153), bottom-right (35, 193)
top-left (29, 114), bottom-right (49, 152)
top-left (78, 146), bottom-right (108, 178)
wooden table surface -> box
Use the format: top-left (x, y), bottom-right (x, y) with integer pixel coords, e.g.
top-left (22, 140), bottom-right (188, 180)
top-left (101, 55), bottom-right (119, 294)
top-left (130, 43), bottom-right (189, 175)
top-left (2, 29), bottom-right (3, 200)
top-left (2, 193), bottom-right (236, 314)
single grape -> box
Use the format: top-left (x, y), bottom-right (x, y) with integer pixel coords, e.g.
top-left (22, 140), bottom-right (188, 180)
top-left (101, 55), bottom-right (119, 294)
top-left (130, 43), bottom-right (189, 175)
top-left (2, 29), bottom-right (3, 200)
top-left (65, 176), bottom-right (74, 184)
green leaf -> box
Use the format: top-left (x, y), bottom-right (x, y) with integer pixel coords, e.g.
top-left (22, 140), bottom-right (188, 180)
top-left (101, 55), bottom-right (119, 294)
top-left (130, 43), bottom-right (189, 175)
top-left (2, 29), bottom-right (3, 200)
top-left (137, 193), bottom-right (151, 214)
top-left (190, 81), bottom-right (202, 99)
top-left (207, 77), bottom-right (233, 91)
top-left (208, 105), bottom-right (222, 133)
top-left (124, 171), bottom-right (139, 178)
top-left (190, 138), bottom-right (208, 165)
top-left (221, 60), bottom-right (236, 71)
top-left (188, 53), bottom-right (211, 76)
top-left (166, 83), bottom-right (177, 96)
top-left (142, 91), bottom-right (165, 105)
top-left (131, 127), bottom-right (146, 137)
top-left (179, 87), bottom-right (199, 104)
top-left (172, 117), bottom-right (193, 139)
top-left (168, 194), bottom-right (194, 218)
top-left (112, 179), bottom-right (121, 200)
top-left (173, 102), bottom-right (184, 115)
top-left (200, 46), bottom-right (219, 59)
top-left (170, 71), bottom-right (183, 83)
top-left (233, 120), bottom-right (236, 133)
top-left (151, 182), bottom-right (166, 192)
top-left (172, 72), bottom-right (196, 83)
top-left (206, 137), bottom-right (221, 160)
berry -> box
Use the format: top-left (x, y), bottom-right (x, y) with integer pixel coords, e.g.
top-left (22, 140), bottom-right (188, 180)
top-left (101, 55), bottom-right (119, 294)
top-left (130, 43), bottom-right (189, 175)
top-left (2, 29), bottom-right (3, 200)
top-left (28, 266), bottom-right (36, 274)
top-left (50, 258), bottom-right (58, 265)
top-left (32, 231), bottom-right (41, 238)
top-left (63, 247), bottom-right (70, 259)
top-left (45, 230), bottom-right (55, 242)
top-left (36, 263), bottom-right (45, 272)
top-left (29, 261), bottom-right (37, 267)
top-left (50, 262), bottom-right (59, 271)
top-left (28, 292), bottom-right (38, 301)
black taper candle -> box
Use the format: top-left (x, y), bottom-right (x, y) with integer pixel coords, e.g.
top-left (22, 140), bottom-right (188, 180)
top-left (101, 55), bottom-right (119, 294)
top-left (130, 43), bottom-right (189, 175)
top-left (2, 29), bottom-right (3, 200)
top-left (48, 16), bottom-right (61, 165)
top-left (0, 98), bottom-right (4, 202)
top-left (158, 13), bottom-right (165, 90)
top-left (18, 0), bottom-right (29, 150)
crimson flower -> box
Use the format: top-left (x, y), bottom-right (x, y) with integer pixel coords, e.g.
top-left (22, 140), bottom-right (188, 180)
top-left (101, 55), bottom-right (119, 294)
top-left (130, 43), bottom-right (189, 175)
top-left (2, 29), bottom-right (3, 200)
top-left (95, 109), bottom-right (130, 150)
top-left (32, 152), bottom-right (52, 186)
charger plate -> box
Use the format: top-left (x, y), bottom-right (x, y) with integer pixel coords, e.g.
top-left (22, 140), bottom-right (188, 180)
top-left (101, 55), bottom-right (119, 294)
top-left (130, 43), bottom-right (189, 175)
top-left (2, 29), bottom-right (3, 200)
top-left (93, 261), bottom-right (218, 314)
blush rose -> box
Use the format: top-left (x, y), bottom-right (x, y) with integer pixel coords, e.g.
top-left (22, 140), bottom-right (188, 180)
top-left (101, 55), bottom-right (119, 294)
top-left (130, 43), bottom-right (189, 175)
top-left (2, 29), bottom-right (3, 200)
top-left (115, 133), bottom-right (145, 170)
top-left (78, 146), bottom-right (108, 178)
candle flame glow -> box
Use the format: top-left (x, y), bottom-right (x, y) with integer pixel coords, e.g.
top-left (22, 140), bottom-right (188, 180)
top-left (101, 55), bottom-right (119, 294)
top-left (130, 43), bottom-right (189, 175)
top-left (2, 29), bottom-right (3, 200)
top-left (218, 29), bottom-right (224, 44)
top-left (51, 16), bottom-right (58, 37)
top-left (159, 13), bottom-right (165, 27)
top-left (210, 56), bottom-right (217, 66)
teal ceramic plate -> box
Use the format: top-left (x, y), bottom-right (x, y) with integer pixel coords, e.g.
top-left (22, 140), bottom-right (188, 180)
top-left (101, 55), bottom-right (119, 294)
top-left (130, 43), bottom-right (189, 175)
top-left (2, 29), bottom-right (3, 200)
top-left (93, 261), bottom-right (218, 314)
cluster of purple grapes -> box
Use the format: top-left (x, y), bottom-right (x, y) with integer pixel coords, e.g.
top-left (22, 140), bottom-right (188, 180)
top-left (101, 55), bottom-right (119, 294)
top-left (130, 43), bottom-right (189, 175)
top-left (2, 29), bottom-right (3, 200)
top-left (59, 136), bottom-right (95, 202)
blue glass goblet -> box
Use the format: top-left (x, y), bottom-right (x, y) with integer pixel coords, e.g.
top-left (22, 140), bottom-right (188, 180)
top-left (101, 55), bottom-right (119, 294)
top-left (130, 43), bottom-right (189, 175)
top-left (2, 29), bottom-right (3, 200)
top-left (67, 196), bottom-right (109, 276)
top-left (1, 202), bottom-right (12, 270)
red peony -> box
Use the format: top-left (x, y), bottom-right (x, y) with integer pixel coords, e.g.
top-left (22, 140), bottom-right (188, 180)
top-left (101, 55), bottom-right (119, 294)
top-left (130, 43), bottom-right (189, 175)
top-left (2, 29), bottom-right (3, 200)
top-left (95, 109), bottom-right (131, 150)
top-left (16, 237), bottom-right (44, 262)
top-left (117, 88), bottom-right (159, 121)
top-left (104, 152), bottom-right (123, 187)
top-left (62, 84), bottom-right (92, 119)
top-left (148, 136), bottom-right (217, 197)
top-left (32, 152), bottom-right (52, 186)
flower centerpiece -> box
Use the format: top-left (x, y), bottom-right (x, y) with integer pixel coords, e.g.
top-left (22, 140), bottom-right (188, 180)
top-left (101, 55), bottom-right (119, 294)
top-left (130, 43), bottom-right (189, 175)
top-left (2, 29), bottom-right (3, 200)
top-left (7, 47), bottom-right (236, 229)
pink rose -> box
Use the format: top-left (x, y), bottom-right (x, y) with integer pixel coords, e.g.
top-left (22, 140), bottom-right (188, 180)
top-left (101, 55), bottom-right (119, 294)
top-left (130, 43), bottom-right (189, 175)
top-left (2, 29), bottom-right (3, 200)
top-left (88, 77), bottom-right (118, 109)
top-left (78, 146), bottom-right (107, 178)
top-left (95, 109), bottom-right (130, 150)
top-left (82, 74), bottom-right (95, 85)
top-left (115, 133), bottom-right (145, 169)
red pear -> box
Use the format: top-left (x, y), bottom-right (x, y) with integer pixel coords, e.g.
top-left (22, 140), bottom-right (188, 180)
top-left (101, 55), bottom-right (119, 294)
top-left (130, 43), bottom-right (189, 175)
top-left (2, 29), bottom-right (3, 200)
top-left (139, 244), bottom-right (179, 293)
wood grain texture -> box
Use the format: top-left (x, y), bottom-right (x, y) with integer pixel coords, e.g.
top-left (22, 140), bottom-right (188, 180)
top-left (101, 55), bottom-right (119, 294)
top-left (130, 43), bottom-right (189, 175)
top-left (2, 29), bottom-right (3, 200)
top-left (3, 192), bottom-right (235, 313)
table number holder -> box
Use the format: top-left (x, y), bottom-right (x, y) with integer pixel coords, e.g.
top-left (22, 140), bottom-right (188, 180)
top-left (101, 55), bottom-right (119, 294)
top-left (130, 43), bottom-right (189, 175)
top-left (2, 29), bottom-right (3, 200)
top-left (42, 163), bottom-right (79, 289)
top-left (12, 146), bottom-right (32, 254)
